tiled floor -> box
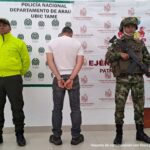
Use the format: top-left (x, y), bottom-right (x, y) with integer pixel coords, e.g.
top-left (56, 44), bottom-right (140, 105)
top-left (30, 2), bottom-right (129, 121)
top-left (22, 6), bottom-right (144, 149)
top-left (1, 129), bottom-right (150, 150)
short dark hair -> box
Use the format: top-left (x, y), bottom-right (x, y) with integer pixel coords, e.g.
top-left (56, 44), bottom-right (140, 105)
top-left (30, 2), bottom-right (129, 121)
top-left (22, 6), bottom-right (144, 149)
top-left (0, 18), bottom-right (10, 27)
top-left (61, 26), bottom-right (73, 34)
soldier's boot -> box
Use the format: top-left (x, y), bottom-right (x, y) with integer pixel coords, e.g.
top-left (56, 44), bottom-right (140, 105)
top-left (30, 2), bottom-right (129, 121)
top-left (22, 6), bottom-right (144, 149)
top-left (114, 124), bottom-right (123, 145)
top-left (136, 124), bottom-right (150, 143)
top-left (16, 131), bottom-right (26, 146)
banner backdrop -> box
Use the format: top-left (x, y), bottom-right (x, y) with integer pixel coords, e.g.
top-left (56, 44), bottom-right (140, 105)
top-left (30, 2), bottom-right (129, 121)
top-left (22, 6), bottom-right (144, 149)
top-left (0, 0), bottom-right (150, 108)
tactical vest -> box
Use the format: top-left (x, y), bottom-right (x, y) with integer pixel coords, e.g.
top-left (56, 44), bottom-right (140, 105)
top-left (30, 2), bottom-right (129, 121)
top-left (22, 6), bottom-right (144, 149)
top-left (112, 38), bottom-right (144, 77)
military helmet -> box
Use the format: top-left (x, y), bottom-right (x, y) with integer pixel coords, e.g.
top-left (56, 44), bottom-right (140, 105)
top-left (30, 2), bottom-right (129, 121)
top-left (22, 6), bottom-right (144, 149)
top-left (119, 17), bottom-right (139, 32)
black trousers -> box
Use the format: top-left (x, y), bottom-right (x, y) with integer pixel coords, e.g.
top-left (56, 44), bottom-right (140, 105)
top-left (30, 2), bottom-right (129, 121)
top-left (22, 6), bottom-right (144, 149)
top-left (0, 75), bottom-right (25, 134)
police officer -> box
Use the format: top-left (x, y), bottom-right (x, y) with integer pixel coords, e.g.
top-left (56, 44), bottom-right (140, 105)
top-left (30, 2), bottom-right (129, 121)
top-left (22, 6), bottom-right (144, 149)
top-left (106, 17), bottom-right (150, 144)
top-left (0, 18), bottom-right (30, 146)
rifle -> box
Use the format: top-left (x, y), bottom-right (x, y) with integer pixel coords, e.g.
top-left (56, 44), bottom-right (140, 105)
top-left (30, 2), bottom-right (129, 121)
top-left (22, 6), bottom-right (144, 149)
top-left (109, 35), bottom-right (150, 76)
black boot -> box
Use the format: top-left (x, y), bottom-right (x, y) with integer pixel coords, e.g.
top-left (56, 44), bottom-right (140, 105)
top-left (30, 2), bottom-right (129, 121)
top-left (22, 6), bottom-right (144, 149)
top-left (0, 135), bottom-right (3, 144)
top-left (49, 135), bottom-right (62, 145)
top-left (0, 129), bottom-right (3, 144)
top-left (114, 124), bottom-right (123, 145)
top-left (136, 124), bottom-right (150, 143)
top-left (71, 134), bottom-right (84, 145)
top-left (16, 132), bottom-right (26, 146)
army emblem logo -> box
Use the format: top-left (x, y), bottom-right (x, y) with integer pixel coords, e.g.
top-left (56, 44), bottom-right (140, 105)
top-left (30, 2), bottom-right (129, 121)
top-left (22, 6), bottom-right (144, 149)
top-left (104, 3), bottom-right (111, 12)
top-left (81, 41), bottom-right (87, 50)
top-left (105, 89), bottom-right (112, 97)
top-left (80, 25), bottom-right (87, 33)
top-left (81, 94), bottom-right (88, 103)
top-left (83, 58), bottom-right (88, 66)
top-left (105, 72), bottom-right (112, 79)
top-left (80, 8), bottom-right (87, 16)
top-left (104, 37), bottom-right (110, 45)
top-left (128, 8), bottom-right (135, 16)
top-left (81, 75), bottom-right (88, 84)
top-left (104, 21), bottom-right (111, 29)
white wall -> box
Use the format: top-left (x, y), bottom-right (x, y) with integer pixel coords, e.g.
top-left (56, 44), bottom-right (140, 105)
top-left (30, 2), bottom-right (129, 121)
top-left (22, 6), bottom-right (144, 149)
top-left (4, 87), bottom-right (135, 127)
top-left (1, 0), bottom-right (149, 128)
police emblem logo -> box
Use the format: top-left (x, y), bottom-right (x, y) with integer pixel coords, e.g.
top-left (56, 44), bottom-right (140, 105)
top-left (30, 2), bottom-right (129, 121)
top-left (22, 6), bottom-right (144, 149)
top-left (45, 61), bottom-right (48, 67)
top-left (45, 34), bottom-right (51, 41)
top-left (52, 19), bottom-right (59, 27)
top-left (31, 32), bottom-right (39, 40)
top-left (17, 34), bottom-right (24, 40)
top-left (24, 71), bottom-right (32, 81)
top-left (24, 18), bottom-right (32, 26)
top-left (10, 20), bottom-right (17, 27)
top-left (32, 58), bottom-right (40, 68)
top-left (65, 22), bottom-right (72, 27)
top-left (38, 21), bottom-right (45, 27)
top-left (27, 45), bottom-right (32, 53)
top-left (38, 47), bottom-right (45, 54)
top-left (38, 72), bottom-right (45, 80)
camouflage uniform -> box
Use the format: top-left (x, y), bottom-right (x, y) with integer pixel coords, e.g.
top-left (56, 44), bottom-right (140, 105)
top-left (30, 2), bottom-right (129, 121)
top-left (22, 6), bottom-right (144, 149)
top-left (106, 17), bottom-right (150, 125)
top-left (106, 17), bottom-right (150, 144)
top-left (115, 75), bottom-right (144, 124)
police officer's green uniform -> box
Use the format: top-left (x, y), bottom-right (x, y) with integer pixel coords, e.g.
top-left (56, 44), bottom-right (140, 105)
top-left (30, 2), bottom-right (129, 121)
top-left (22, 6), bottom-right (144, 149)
top-left (106, 17), bottom-right (150, 144)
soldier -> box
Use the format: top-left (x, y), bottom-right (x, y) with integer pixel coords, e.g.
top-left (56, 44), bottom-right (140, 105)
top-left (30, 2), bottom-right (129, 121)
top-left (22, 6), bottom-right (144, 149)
top-left (106, 17), bottom-right (150, 144)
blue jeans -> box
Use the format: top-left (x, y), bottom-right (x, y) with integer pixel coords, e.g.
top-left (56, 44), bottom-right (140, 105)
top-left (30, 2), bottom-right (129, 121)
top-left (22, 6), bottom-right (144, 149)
top-left (52, 75), bottom-right (81, 138)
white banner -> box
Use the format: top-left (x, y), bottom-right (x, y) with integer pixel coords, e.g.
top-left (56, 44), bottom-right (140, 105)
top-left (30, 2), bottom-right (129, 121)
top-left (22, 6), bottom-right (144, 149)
top-left (0, 0), bottom-right (150, 108)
